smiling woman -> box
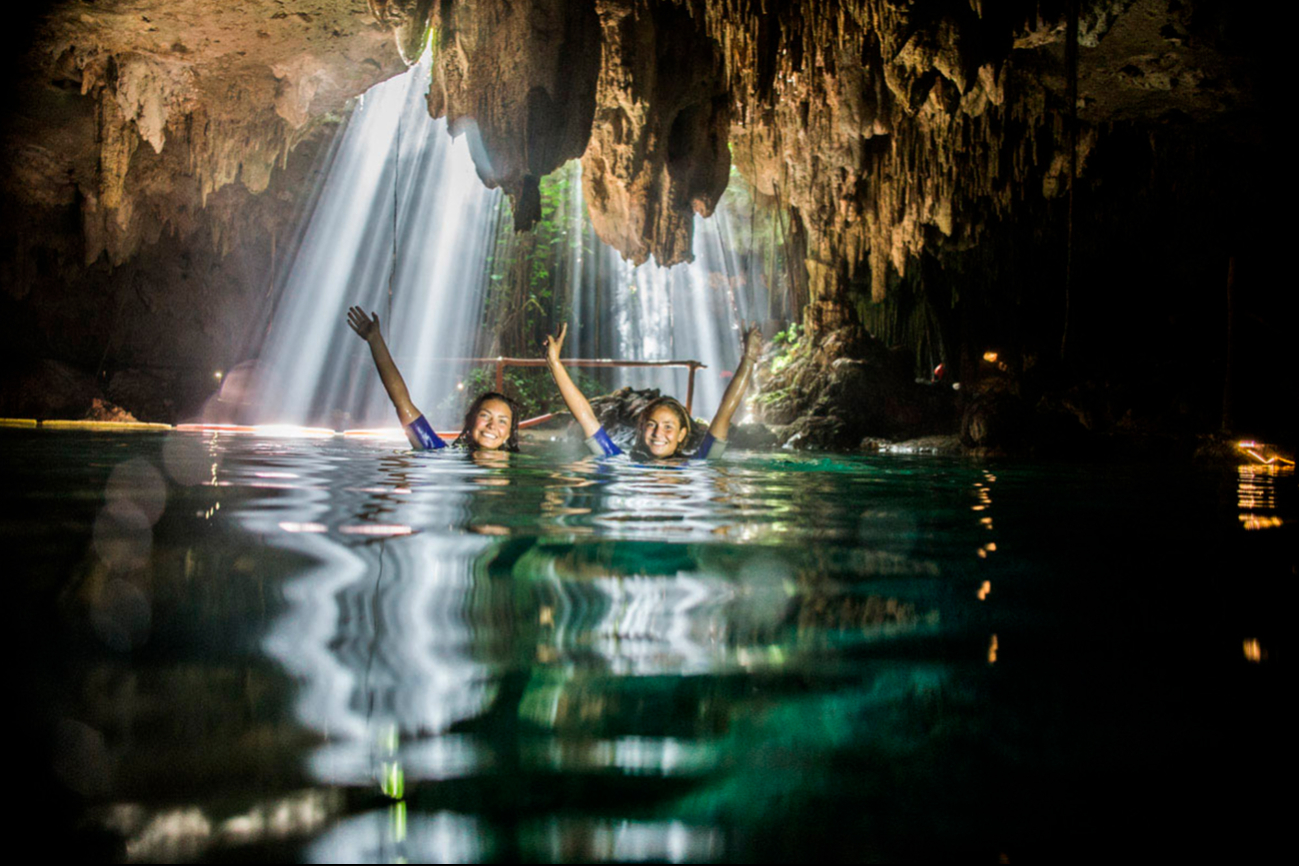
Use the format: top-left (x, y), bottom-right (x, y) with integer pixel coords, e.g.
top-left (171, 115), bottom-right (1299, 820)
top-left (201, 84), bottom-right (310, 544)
top-left (346, 306), bottom-right (519, 452)
top-left (451, 391), bottom-right (521, 452)
top-left (544, 321), bottom-right (762, 460)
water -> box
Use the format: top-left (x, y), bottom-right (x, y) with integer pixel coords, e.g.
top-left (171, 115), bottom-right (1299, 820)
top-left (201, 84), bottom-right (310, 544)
top-left (11, 430), bottom-right (1289, 861)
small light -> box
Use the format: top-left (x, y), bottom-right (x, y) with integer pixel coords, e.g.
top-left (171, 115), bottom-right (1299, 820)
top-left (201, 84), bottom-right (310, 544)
top-left (214, 370), bottom-right (224, 381)
top-left (1239, 514), bottom-right (1283, 530)
top-left (977, 580), bottom-right (991, 599)
top-left (982, 351), bottom-right (998, 363)
top-left (456, 381), bottom-right (465, 391)
top-left (1243, 638), bottom-right (1264, 663)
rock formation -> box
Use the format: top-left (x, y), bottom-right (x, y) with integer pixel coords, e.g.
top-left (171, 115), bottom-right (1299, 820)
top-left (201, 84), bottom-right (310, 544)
top-left (3, 1), bottom-right (404, 419)
top-left (579, 0), bottom-right (731, 266)
top-left (2, 1), bottom-right (1284, 440)
top-left (7, 0), bottom-right (403, 266)
top-left (424, 0), bottom-right (601, 231)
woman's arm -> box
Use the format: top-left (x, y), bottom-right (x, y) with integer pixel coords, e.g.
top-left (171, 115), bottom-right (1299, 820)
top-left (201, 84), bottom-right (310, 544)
top-left (347, 306), bottom-right (422, 426)
top-left (707, 324), bottom-right (763, 442)
top-left (544, 323), bottom-right (602, 438)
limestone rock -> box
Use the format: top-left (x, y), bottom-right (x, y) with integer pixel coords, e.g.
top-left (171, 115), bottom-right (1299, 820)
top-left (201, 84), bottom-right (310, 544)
top-left (776, 415), bottom-right (857, 452)
top-left (107, 369), bottom-right (182, 424)
top-left (960, 389), bottom-right (1030, 454)
top-left (580, 0), bottom-right (730, 266)
top-left (7, 0), bottom-right (403, 265)
top-left (760, 324), bottom-right (957, 448)
top-left (726, 422), bottom-right (780, 451)
top-left (425, 0), bottom-right (601, 230)
top-left (84, 398), bottom-right (139, 423)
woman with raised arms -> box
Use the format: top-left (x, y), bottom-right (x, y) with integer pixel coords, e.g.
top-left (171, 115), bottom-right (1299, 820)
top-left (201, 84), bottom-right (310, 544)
top-left (346, 305), bottom-right (520, 453)
top-left (543, 321), bottom-right (762, 460)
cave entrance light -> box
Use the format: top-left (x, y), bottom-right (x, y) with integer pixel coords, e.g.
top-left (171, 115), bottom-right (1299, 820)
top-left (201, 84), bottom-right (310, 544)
top-left (250, 55), bottom-right (502, 428)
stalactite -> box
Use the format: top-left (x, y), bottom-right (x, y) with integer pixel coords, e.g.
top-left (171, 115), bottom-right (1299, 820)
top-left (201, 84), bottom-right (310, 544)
top-left (424, 0), bottom-right (601, 231)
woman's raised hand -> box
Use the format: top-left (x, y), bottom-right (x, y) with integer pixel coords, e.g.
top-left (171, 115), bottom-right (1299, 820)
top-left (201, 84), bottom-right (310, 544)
top-left (740, 321), bottom-right (763, 363)
top-left (347, 306), bottom-right (381, 342)
top-left (544, 322), bottom-right (568, 365)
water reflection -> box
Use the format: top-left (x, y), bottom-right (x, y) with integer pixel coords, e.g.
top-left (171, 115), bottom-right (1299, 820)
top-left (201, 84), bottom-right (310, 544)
top-left (1237, 462), bottom-right (1290, 529)
top-left (307, 808), bottom-right (488, 864)
top-left (107, 791), bottom-right (341, 863)
top-left (10, 431), bottom-right (1289, 861)
top-left (249, 446), bottom-right (967, 814)
top-left (527, 818), bottom-right (723, 863)
top-left (263, 532), bottom-right (496, 786)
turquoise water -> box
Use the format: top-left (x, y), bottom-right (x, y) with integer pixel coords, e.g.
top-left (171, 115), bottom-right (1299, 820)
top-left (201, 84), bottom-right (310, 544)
top-left (10, 430), bottom-right (1291, 861)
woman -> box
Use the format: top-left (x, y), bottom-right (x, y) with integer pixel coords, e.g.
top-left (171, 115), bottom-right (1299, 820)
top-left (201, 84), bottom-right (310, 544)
top-left (543, 321), bottom-right (762, 460)
top-left (346, 306), bottom-right (519, 452)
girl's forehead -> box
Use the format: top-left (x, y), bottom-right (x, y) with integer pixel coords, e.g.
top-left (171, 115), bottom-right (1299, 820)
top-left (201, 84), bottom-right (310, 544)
top-left (479, 399), bottom-right (512, 417)
top-left (646, 406), bottom-right (681, 424)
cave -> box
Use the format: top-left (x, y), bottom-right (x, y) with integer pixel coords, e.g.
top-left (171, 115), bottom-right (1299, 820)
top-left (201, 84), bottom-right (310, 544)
top-left (4, 1), bottom-right (1289, 861)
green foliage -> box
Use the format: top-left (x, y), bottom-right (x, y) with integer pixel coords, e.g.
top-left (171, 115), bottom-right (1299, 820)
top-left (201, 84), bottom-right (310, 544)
top-left (754, 386), bottom-right (791, 407)
top-left (772, 322), bottom-right (801, 347)
top-left (480, 160), bottom-right (584, 358)
top-left (768, 321), bottom-right (802, 374)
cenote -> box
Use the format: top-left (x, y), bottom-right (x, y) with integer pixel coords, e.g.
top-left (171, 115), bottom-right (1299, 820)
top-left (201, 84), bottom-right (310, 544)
top-left (3, 1), bottom-right (1292, 863)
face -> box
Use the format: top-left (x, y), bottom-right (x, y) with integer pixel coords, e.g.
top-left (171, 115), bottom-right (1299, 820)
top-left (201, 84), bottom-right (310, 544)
top-left (642, 406), bottom-right (688, 457)
top-left (469, 398), bottom-right (512, 450)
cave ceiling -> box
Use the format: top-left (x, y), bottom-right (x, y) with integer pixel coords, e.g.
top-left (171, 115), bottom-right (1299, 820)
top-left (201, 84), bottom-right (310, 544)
top-left (4, 0), bottom-right (1262, 307)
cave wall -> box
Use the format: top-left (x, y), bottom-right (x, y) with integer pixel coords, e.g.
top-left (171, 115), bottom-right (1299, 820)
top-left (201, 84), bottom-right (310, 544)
top-left (0, 123), bottom-right (338, 422)
top-left (1, 1), bottom-right (404, 419)
top-left (6, 0), bottom-right (403, 265)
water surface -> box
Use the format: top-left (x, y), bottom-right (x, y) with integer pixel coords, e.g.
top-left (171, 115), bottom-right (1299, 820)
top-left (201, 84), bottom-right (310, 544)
top-left (10, 430), bottom-right (1290, 861)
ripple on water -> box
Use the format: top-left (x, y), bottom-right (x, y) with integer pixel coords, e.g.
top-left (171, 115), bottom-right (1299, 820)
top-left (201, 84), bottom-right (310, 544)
top-left (6, 430), bottom-right (1290, 861)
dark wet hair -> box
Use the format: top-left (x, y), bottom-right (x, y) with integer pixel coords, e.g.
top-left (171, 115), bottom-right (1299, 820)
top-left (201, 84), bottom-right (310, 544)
top-left (633, 396), bottom-right (692, 457)
top-left (452, 391), bottom-right (521, 452)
